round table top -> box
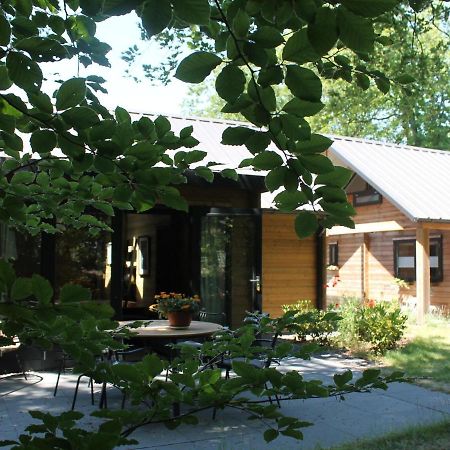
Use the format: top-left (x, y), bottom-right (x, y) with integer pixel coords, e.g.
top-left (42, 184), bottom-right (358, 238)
top-left (119, 320), bottom-right (223, 338)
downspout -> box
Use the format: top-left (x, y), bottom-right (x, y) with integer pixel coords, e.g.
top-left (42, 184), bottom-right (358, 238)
top-left (315, 227), bottom-right (326, 310)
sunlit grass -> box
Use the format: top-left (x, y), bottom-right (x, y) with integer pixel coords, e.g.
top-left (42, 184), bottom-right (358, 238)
top-left (323, 420), bottom-right (450, 450)
top-left (382, 315), bottom-right (450, 391)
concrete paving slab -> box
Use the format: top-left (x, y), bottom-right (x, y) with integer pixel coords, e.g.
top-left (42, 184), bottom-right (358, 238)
top-left (0, 356), bottom-right (449, 450)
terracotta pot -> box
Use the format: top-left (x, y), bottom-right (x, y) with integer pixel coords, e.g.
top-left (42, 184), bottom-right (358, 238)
top-left (167, 310), bottom-right (192, 328)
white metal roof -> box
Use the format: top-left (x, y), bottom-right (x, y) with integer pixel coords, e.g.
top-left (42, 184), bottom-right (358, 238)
top-left (329, 136), bottom-right (450, 223)
top-left (134, 113), bottom-right (260, 176)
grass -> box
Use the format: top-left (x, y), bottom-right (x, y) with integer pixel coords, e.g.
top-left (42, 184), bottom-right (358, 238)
top-left (322, 420), bottom-right (450, 450)
top-left (382, 315), bottom-right (450, 392)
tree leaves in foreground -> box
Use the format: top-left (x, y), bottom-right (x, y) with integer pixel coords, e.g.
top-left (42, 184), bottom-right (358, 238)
top-left (0, 0), bottom-right (428, 446)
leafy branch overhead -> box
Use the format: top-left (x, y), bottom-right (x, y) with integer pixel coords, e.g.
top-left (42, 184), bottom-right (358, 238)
top-left (0, 0), bottom-right (427, 238)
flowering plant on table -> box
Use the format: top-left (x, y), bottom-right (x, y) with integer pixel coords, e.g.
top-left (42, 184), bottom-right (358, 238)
top-left (151, 292), bottom-right (200, 318)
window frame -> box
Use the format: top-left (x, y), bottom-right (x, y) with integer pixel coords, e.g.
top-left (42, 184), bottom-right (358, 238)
top-left (328, 243), bottom-right (339, 267)
top-left (393, 236), bottom-right (443, 283)
top-left (353, 189), bottom-right (382, 207)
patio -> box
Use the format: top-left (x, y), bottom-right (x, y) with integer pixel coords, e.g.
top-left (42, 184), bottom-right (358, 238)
top-left (1, 354), bottom-right (449, 450)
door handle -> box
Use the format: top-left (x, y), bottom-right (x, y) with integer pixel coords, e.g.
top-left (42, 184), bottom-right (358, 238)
top-left (249, 275), bottom-right (261, 292)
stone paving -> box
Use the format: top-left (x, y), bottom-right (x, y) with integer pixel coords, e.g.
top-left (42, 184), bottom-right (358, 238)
top-left (1, 354), bottom-right (449, 449)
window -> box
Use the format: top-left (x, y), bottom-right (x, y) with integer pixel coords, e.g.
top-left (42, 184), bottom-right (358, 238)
top-left (328, 243), bottom-right (338, 266)
top-left (353, 187), bottom-right (382, 206)
top-left (394, 237), bottom-right (443, 283)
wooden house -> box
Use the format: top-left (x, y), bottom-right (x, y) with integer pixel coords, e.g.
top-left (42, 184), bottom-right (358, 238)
top-left (1, 115), bottom-right (323, 327)
top-left (325, 137), bottom-right (450, 319)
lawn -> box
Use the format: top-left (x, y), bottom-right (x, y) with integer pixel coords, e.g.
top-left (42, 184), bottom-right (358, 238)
top-left (382, 315), bottom-right (450, 392)
top-left (324, 420), bottom-right (450, 450)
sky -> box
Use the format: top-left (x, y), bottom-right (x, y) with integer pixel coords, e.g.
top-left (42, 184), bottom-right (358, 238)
top-left (46, 12), bottom-right (189, 116)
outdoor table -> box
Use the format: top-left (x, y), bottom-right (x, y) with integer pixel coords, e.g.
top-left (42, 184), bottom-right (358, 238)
top-left (118, 320), bottom-right (223, 340)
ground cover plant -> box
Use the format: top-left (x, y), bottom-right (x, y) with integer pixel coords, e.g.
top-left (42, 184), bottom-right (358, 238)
top-left (382, 313), bottom-right (450, 392)
top-left (0, 0), bottom-right (442, 447)
top-left (323, 419), bottom-right (450, 450)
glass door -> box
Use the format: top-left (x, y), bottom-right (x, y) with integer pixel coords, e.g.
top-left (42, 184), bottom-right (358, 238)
top-left (200, 209), bottom-right (261, 328)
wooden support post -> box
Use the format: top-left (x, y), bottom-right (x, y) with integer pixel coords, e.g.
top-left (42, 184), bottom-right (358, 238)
top-left (415, 227), bottom-right (430, 324)
top-left (362, 234), bottom-right (370, 300)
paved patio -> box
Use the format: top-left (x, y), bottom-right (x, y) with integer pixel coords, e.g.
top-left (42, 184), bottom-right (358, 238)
top-left (1, 354), bottom-right (449, 449)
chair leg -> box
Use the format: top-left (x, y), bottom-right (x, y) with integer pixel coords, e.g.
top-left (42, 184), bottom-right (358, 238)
top-left (54, 358), bottom-right (64, 396)
top-left (275, 393), bottom-right (281, 408)
top-left (71, 374), bottom-right (84, 410)
top-left (90, 378), bottom-right (94, 405)
top-left (121, 391), bottom-right (127, 410)
top-left (99, 382), bottom-right (107, 409)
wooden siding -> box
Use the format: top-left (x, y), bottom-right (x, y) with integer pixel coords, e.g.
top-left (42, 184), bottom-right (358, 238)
top-left (327, 196), bottom-right (450, 311)
top-left (262, 212), bottom-right (317, 317)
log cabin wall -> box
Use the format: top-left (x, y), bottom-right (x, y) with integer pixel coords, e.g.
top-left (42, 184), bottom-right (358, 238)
top-left (326, 195), bottom-right (450, 311)
top-left (262, 211), bottom-right (317, 317)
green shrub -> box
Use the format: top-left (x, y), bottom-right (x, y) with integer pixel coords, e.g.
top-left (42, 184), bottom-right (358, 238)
top-left (336, 297), bottom-right (408, 355)
top-left (282, 300), bottom-right (341, 345)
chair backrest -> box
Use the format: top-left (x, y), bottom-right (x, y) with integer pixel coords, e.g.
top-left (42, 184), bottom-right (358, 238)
top-left (199, 310), bottom-right (226, 325)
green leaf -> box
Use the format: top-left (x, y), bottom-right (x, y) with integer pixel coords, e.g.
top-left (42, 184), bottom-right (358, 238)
top-left (94, 156), bottom-right (116, 173)
top-left (6, 51), bottom-right (42, 91)
top-left (11, 277), bottom-right (32, 301)
top-left (395, 74), bottom-right (415, 84)
top-left (2, 131), bottom-right (23, 152)
top-left (299, 154), bottom-right (334, 173)
top-left (61, 107), bottom-right (100, 129)
top-left (308, 7), bottom-right (337, 55)
top-left (232, 9), bottom-right (250, 38)
top-left (316, 166), bottom-right (353, 188)
top-left (0, 66), bottom-right (12, 91)
top-left (56, 78), bottom-right (87, 111)
top-left (15, 37), bottom-right (69, 62)
top-left (28, 91), bottom-right (53, 114)
top-left (295, 211), bottom-right (318, 238)
top-left (222, 126), bottom-right (255, 145)
top-left (173, 0), bottom-right (210, 25)
top-left (295, 134), bottom-right (333, 154)
top-left (245, 132), bottom-right (271, 153)
top-left (341, 0), bottom-right (398, 18)
top-left (321, 201), bottom-right (356, 217)
top-left (283, 29), bottom-right (320, 64)
top-left (220, 168), bottom-right (238, 181)
top-left (258, 66), bottom-right (283, 87)
top-left (285, 66), bottom-right (322, 102)
top-left (159, 187), bottom-right (189, 211)
top-left (265, 167), bottom-right (288, 192)
top-left (0, 15), bottom-right (11, 46)
top-left (175, 52), bottom-right (222, 84)
top-left (15, 0), bottom-right (32, 16)
top-left (355, 73), bottom-right (370, 90)
top-left (334, 370), bottom-right (353, 387)
top-left (31, 274), bottom-right (53, 305)
top-left (274, 190), bottom-right (307, 211)
top-left (60, 284), bottom-right (92, 303)
top-left (195, 166), bottom-right (214, 182)
top-left (283, 98), bottom-right (324, 117)
top-left (294, 0), bottom-right (317, 22)
top-left (215, 65), bottom-right (246, 103)
top-left (337, 7), bottom-right (375, 53)
top-left (263, 429), bottom-right (279, 443)
top-left (315, 186), bottom-right (347, 202)
top-left (250, 26), bottom-right (284, 48)
top-left (375, 76), bottom-right (390, 93)
top-left (30, 130), bottom-right (57, 154)
top-left (142, 0), bottom-right (172, 37)
top-left (253, 151), bottom-right (283, 170)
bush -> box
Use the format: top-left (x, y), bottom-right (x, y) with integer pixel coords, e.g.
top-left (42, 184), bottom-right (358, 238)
top-left (337, 297), bottom-right (408, 355)
top-left (282, 300), bottom-right (341, 345)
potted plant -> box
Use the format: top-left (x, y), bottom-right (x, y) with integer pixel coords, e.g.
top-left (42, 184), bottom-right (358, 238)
top-left (152, 292), bottom-right (201, 328)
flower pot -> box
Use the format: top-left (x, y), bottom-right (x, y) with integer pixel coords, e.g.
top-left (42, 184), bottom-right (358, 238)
top-left (167, 310), bottom-right (192, 329)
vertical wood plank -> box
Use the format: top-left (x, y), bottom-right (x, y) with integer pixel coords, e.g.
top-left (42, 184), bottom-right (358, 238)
top-left (416, 226), bottom-right (430, 324)
top-left (362, 233), bottom-right (370, 299)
